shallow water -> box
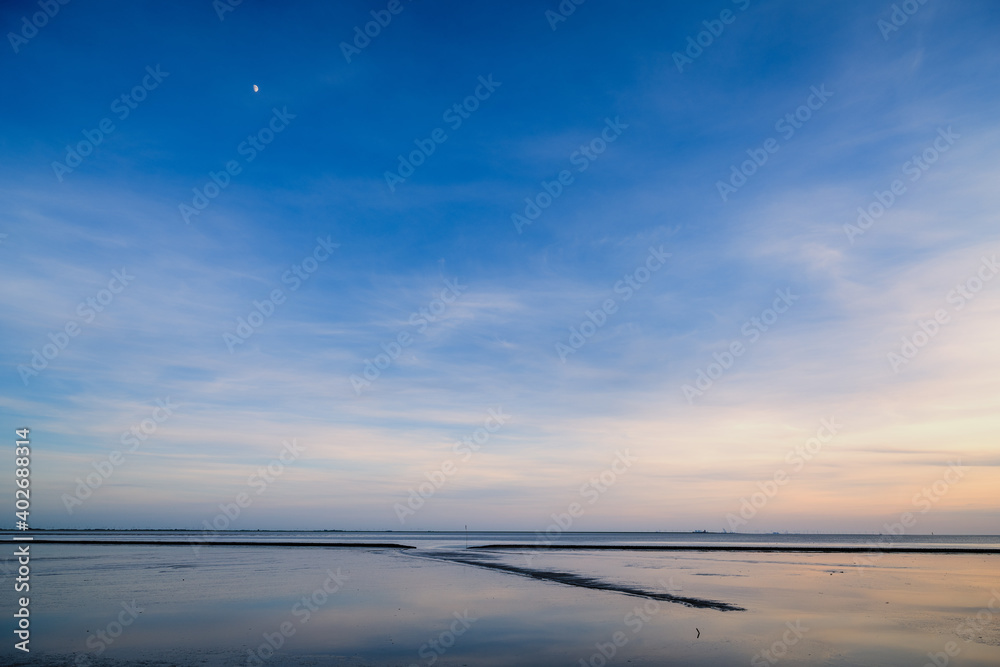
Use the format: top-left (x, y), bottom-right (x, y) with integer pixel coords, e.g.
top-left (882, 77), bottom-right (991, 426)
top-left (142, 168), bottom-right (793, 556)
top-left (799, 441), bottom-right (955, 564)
top-left (2, 536), bottom-right (998, 666)
top-left (8, 529), bottom-right (1000, 549)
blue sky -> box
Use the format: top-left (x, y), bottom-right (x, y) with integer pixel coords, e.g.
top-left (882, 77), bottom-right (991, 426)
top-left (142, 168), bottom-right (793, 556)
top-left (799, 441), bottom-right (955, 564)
top-left (2, 0), bottom-right (999, 532)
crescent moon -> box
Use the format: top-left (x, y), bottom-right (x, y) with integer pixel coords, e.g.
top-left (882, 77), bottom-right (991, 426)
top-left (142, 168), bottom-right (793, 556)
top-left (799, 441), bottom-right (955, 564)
top-left (253, 85), bottom-right (259, 92)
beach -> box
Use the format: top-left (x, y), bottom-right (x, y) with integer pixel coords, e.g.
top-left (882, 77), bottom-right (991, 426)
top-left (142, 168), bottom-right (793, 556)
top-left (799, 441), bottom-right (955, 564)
top-left (2, 532), bottom-right (998, 666)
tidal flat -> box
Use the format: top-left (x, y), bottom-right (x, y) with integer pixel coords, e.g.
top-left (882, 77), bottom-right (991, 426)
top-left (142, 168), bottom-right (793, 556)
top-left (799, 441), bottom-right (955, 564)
top-left (2, 535), bottom-right (998, 666)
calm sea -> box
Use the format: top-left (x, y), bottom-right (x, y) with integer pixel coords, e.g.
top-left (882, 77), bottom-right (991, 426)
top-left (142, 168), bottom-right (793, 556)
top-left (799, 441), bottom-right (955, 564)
top-left (5, 530), bottom-right (998, 550)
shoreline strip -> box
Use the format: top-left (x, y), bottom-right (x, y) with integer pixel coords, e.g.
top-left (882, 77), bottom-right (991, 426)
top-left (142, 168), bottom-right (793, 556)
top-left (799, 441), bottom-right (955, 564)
top-left (471, 544), bottom-right (1000, 554)
top-left (20, 539), bottom-right (416, 548)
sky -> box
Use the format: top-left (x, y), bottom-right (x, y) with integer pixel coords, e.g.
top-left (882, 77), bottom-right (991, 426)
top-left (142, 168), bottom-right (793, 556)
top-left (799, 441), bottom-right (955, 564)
top-left (1, 0), bottom-right (998, 533)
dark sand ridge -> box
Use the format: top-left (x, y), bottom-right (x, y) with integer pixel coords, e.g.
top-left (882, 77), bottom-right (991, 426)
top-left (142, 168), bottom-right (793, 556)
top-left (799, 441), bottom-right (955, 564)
top-left (413, 549), bottom-right (746, 612)
top-left (19, 539), bottom-right (416, 548)
top-left (471, 544), bottom-right (1000, 554)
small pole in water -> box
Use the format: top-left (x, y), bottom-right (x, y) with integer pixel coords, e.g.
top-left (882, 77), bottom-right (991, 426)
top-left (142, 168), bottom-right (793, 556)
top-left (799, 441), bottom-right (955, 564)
top-left (465, 525), bottom-right (468, 549)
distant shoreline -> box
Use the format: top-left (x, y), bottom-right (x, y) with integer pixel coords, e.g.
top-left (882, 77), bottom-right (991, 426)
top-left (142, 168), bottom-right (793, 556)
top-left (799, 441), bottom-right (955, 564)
top-left (11, 538), bottom-right (999, 554)
top-left (3, 529), bottom-right (998, 536)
